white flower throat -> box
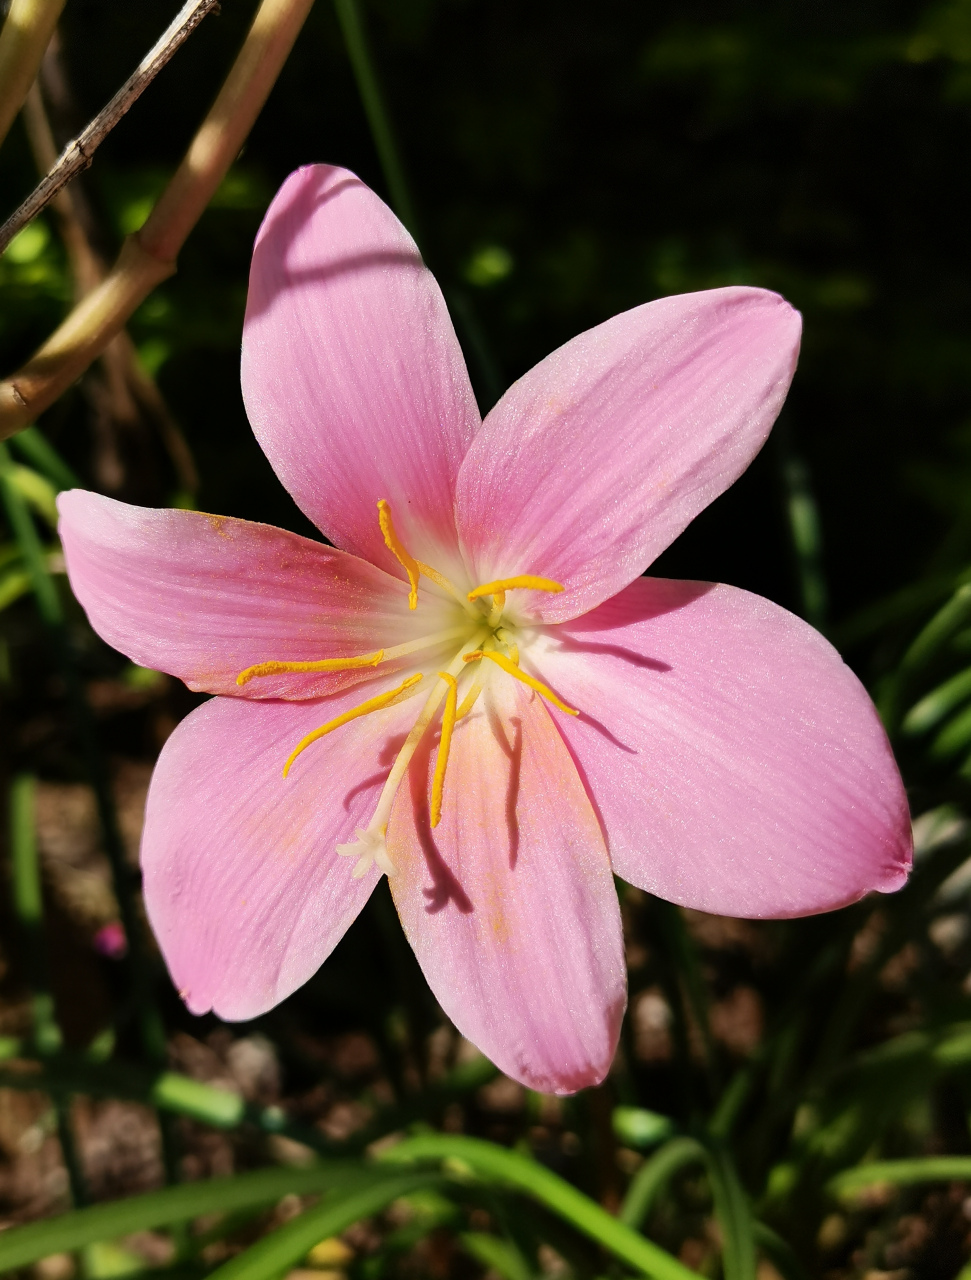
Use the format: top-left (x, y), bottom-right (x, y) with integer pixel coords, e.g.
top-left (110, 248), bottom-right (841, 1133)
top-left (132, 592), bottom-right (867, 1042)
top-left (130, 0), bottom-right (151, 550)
top-left (235, 500), bottom-right (577, 878)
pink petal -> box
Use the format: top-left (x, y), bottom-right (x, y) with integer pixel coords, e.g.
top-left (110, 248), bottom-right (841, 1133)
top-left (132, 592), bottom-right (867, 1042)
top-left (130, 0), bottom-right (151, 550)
top-left (142, 684), bottom-right (422, 1019)
top-left (58, 490), bottom-right (442, 699)
top-left (456, 288), bottom-right (801, 623)
top-left (532, 577), bottom-right (911, 917)
top-left (387, 678), bottom-right (626, 1093)
top-left (242, 165), bottom-right (480, 576)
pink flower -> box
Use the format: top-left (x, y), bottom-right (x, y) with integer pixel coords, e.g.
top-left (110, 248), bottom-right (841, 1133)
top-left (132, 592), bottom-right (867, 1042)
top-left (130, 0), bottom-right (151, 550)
top-left (57, 165), bottom-right (911, 1095)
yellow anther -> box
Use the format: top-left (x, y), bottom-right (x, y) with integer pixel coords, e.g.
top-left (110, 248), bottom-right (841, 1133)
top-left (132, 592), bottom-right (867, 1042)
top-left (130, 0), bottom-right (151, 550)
top-left (377, 499), bottom-right (421, 609)
top-left (237, 651), bottom-right (383, 687)
top-left (430, 673), bottom-right (458, 828)
top-left (283, 673), bottom-right (423, 777)
top-left (463, 649), bottom-right (578, 716)
top-left (467, 575), bottom-right (564, 603)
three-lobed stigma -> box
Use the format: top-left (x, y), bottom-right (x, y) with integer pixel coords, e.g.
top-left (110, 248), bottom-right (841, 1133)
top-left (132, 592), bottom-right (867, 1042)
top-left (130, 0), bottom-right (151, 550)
top-left (235, 500), bottom-right (574, 877)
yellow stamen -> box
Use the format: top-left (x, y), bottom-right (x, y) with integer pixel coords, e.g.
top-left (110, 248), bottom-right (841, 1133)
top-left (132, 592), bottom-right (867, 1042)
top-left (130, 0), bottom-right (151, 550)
top-left (467, 575), bottom-right (564, 603)
top-left (430, 672), bottom-right (458, 827)
top-left (236, 625), bottom-right (472, 688)
top-left (377, 499), bottom-right (421, 609)
top-left (335, 631), bottom-right (488, 875)
top-left (456, 674), bottom-right (483, 720)
top-left (283, 673), bottom-right (423, 777)
top-left (237, 651), bottom-right (383, 687)
top-left (463, 649), bottom-right (578, 716)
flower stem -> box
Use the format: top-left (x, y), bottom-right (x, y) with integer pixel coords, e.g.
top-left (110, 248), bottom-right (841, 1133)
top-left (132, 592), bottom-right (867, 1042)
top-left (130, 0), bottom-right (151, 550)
top-left (0, 0), bottom-right (316, 440)
top-left (0, 0), bottom-right (65, 150)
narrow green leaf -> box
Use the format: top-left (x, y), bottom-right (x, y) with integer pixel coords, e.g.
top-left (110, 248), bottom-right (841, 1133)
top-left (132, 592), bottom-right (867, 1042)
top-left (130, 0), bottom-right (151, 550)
top-left (704, 1144), bottom-right (756, 1280)
top-left (880, 582), bottom-right (971, 729)
top-left (930, 701), bottom-right (971, 757)
top-left (0, 563), bottom-right (30, 611)
top-left (7, 463), bottom-right (59, 526)
top-left (829, 1156), bottom-right (971, 1199)
top-left (619, 1137), bottom-right (707, 1228)
top-left (207, 1172), bottom-right (440, 1280)
top-left (0, 441), bottom-right (62, 625)
top-left (903, 666), bottom-right (971, 734)
top-left (0, 1163), bottom-right (397, 1269)
top-left (9, 425), bottom-right (81, 491)
top-left (460, 1232), bottom-right (534, 1280)
top-left (10, 774), bottom-right (42, 925)
top-left (381, 1134), bottom-right (696, 1280)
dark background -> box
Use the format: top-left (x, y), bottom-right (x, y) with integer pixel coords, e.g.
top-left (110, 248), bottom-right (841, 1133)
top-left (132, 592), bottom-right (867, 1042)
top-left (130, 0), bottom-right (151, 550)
top-left (3, 0), bottom-right (970, 643)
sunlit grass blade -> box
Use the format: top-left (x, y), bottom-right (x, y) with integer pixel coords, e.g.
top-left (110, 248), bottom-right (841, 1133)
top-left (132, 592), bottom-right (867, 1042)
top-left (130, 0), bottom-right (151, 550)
top-left (207, 1171), bottom-right (441, 1280)
top-left (828, 1156), bottom-right (971, 1200)
top-left (380, 1133), bottom-right (697, 1280)
top-left (0, 1163), bottom-right (403, 1269)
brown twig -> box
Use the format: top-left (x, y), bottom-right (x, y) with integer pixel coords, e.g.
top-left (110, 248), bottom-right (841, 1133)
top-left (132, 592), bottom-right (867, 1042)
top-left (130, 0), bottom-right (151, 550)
top-left (22, 77), bottom-right (200, 497)
top-left (0, 0), bottom-right (220, 257)
top-left (0, 0), bottom-right (65, 150)
top-left (0, 0), bottom-right (316, 440)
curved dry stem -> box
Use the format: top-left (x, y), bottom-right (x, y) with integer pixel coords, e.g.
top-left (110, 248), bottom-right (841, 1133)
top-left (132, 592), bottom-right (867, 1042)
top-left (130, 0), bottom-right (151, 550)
top-left (0, 0), bottom-right (316, 440)
top-left (0, 0), bottom-right (65, 151)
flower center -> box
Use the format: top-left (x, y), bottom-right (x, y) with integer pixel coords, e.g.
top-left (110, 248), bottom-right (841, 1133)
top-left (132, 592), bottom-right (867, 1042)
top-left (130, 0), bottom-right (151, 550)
top-left (236, 500), bottom-right (577, 877)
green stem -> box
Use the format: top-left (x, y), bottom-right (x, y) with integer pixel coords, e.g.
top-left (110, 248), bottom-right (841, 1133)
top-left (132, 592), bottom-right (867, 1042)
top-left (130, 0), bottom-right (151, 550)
top-left (0, 441), bottom-right (165, 1061)
top-left (380, 1133), bottom-right (697, 1280)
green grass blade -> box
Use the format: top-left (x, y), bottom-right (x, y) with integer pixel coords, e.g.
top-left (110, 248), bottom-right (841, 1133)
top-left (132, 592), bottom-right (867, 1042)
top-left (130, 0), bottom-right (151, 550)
top-left (704, 1144), bottom-right (756, 1280)
top-left (460, 1231), bottom-right (534, 1280)
top-left (0, 1163), bottom-right (396, 1268)
top-left (619, 1137), bottom-right (707, 1228)
top-left (381, 1134), bottom-right (696, 1280)
top-left (829, 1156), bottom-right (971, 1198)
top-left (9, 425), bottom-right (80, 491)
top-left (902, 665), bottom-right (971, 734)
top-left (207, 1172), bottom-right (440, 1280)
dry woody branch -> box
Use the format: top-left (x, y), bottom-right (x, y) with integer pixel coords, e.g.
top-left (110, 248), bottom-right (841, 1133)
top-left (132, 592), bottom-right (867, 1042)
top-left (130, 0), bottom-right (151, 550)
top-left (0, 0), bottom-right (220, 257)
